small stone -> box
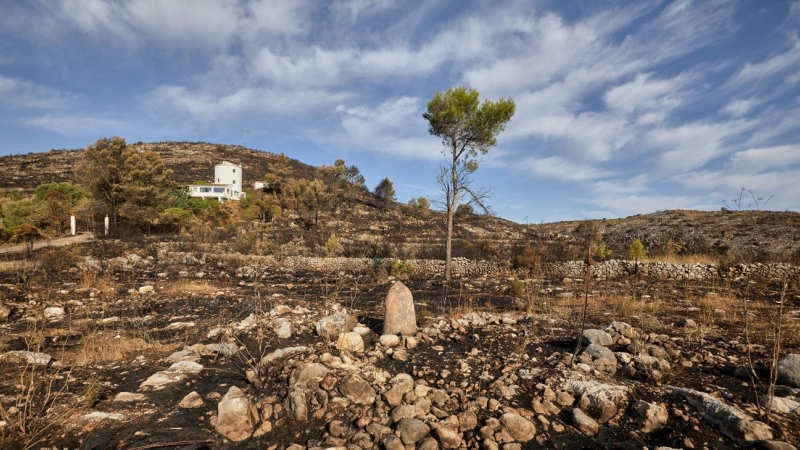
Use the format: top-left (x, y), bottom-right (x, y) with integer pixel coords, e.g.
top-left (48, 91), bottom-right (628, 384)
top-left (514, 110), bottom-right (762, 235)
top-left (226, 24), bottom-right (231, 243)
top-left (396, 418), bottom-right (430, 444)
top-left (179, 391), bottom-right (204, 408)
top-left (138, 285), bottom-right (154, 294)
top-left (113, 392), bottom-right (145, 402)
top-left (336, 332), bottom-right (365, 353)
top-left (500, 413), bottom-right (536, 442)
top-left (43, 306), bottom-right (65, 319)
top-left (634, 400), bottom-right (668, 433)
top-left (433, 426), bottom-right (462, 449)
top-left (572, 408), bottom-right (599, 436)
top-left (581, 329), bottom-right (613, 346)
top-left (380, 334), bottom-right (401, 347)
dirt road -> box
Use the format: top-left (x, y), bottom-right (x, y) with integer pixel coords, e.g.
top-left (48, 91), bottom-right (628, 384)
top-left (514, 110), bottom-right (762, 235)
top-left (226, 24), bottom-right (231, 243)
top-left (0, 232), bottom-right (95, 255)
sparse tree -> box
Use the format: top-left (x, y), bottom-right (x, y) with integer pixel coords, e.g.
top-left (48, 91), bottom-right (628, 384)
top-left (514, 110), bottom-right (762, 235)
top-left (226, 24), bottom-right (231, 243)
top-left (118, 149), bottom-right (175, 230)
top-left (74, 137), bottom-right (127, 227)
top-left (423, 86), bottom-right (515, 282)
top-left (629, 239), bottom-right (646, 262)
top-left (75, 137), bottom-right (175, 231)
top-left (264, 153), bottom-right (294, 196)
top-left (374, 177), bottom-right (396, 211)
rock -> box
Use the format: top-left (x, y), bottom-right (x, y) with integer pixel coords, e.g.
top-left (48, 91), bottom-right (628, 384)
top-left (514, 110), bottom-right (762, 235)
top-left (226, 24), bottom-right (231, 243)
top-left (43, 306), bottom-right (65, 320)
top-left (261, 346), bottom-right (310, 365)
top-left (0, 304), bottom-right (11, 320)
top-left (138, 285), bottom-right (154, 294)
top-left (340, 374), bottom-right (377, 405)
top-left (458, 410), bottom-right (479, 431)
top-left (384, 373), bottom-right (415, 407)
top-left (113, 392), bottom-right (145, 402)
top-left (179, 391), bottom-right (205, 408)
top-left (614, 352), bottom-right (632, 365)
top-left (392, 404), bottom-right (423, 422)
top-left (584, 344), bottom-right (617, 373)
top-left (205, 342), bottom-right (238, 357)
top-left (2, 351), bottom-right (54, 366)
top-left (747, 441), bottom-right (799, 450)
top-left (761, 396), bottom-right (800, 415)
top-left (315, 311), bottom-right (357, 339)
top-left (84, 411), bottom-right (124, 421)
top-left (290, 363), bottom-right (329, 389)
top-left (140, 361), bottom-right (203, 390)
top-left (273, 318), bottom-right (293, 339)
top-left (382, 435), bottom-right (406, 450)
top-left (604, 321), bottom-right (638, 339)
top-left (500, 413), bottom-right (536, 442)
top-left (396, 418), bottom-right (430, 444)
top-left (288, 388), bottom-right (307, 421)
top-left (677, 318), bottom-right (697, 328)
top-left (383, 281), bottom-right (417, 336)
top-left (565, 380), bottom-right (629, 424)
top-left (670, 386), bottom-right (773, 444)
top-left (380, 334), bottom-right (401, 347)
top-left (778, 354), bottom-right (800, 388)
top-left (434, 426), bottom-right (462, 448)
top-left (634, 400), bottom-right (668, 433)
top-left (581, 329), bottom-right (613, 346)
top-left (216, 386), bottom-right (259, 442)
top-left (270, 304), bottom-right (292, 316)
top-left (572, 408), bottom-right (599, 436)
top-left (419, 436), bottom-right (440, 450)
top-left (336, 332), bottom-right (364, 353)
top-left (367, 422), bottom-right (393, 437)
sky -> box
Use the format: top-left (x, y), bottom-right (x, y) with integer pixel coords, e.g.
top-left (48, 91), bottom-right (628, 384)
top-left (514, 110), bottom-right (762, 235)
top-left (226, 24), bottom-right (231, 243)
top-left (1, 0), bottom-right (799, 223)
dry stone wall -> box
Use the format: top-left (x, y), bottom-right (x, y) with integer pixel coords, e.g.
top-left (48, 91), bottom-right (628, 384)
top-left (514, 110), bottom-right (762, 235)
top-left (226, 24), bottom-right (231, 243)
top-left (160, 251), bottom-right (800, 283)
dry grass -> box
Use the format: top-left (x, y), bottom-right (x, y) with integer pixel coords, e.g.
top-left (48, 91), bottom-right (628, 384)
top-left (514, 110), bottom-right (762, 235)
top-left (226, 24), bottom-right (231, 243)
top-left (70, 333), bottom-right (170, 365)
top-left (161, 280), bottom-right (221, 295)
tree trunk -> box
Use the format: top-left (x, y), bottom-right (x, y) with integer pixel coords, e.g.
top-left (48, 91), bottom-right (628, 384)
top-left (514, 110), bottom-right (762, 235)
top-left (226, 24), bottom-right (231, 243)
top-left (445, 207), bottom-right (454, 283)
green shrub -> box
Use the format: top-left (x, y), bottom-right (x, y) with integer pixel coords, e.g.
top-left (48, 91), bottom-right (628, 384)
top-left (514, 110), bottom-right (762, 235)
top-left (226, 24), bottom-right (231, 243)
top-left (510, 280), bottom-right (526, 297)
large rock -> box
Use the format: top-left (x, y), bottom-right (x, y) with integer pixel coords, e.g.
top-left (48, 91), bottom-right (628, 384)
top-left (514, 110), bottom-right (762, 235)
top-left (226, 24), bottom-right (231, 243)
top-left (315, 311), bottom-right (357, 339)
top-left (433, 426), bottom-right (462, 448)
top-left (584, 344), bottom-right (617, 374)
top-left (565, 380), bottom-right (629, 424)
top-left (634, 401), bottom-right (668, 433)
top-left (340, 374), bottom-right (377, 405)
top-left (288, 388), bottom-right (308, 421)
top-left (384, 373), bottom-right (415, 407)
top-left (43, 306), bottom-right (65, 320)
top-left (572, 408), bottom-right (599, 436)
top-left (581, 329), bottom-right (613, 347)
top-left (216, 386), bottom-right (259, 442)
top-left (396, 418), bottom-right (430, 444)
top-left (2, 351), bottom-right (54, 366)
top-left (261, 346), bottom-right (310, 365)
top-left (761, 395), bottom-right (800, 416)
top-left (383, 281), bottom-right (417, 336)
top-left (499, 413), bottom-right (536, 442)
top-left (336, 332), bottom-right (365, 353)
top-left (778, 354), bottom-right (800, 388)
top-left (290, 363), bottom-right (329, 389)
top-left (670, 386), bottom-right (773, 444)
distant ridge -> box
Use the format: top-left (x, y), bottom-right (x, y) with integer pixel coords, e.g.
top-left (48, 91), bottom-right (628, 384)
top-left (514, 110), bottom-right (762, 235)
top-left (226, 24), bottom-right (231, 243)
top-left (0, 141), bottom-right (316, 191)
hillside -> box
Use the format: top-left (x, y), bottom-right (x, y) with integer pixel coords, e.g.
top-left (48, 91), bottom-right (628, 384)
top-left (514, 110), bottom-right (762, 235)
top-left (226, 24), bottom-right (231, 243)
top-left (0, 141), bottom-right (317, 191)
top-left (1, 142), bottom-right (799, 264)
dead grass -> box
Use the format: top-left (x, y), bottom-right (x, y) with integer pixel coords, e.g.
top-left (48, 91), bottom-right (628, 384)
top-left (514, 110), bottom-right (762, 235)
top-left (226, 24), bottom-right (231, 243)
top-left (161, 280), bottom-right (221, 296)
top-left (70, 333), bottom-right (170, 365)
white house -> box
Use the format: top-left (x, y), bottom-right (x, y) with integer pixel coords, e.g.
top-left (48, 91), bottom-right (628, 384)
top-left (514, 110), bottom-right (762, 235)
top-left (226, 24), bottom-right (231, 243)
top-left (188, 161), bottom-right (246, 201)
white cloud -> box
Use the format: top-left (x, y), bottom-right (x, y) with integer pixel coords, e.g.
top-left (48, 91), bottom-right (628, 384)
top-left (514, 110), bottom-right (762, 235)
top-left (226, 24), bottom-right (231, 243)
top-left (727, 145), bottom-right (800, 173)
top-left (731, 35), bottom-right (800, 85)
top-left (521, 156), bottom-right (614, 182)
top-left (333, 97), bottom-right (441, 159)
top-left (604, 73), bottom-right (689, 114)
top-left (0, 75), bottom-right (75, 109)
top-left (23, 114), bottom-right (128, 136)
top-left (721, 98), bottom-right (759, 117)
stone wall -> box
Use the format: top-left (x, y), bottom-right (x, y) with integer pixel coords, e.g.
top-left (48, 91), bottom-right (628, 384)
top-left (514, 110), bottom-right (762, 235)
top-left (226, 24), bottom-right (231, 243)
top-left (158, 250), bottom-right (800, 283)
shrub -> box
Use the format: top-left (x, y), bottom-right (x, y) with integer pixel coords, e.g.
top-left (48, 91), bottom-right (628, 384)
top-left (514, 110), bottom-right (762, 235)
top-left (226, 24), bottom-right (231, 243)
top-left (510, 280), bottom-right (526, 297)
top-left (388, 260), bottom-right (410, 278)
top-left (628, 239), bottom-right (646, 261)
top-left (325, 233), bottom-right (343, 257)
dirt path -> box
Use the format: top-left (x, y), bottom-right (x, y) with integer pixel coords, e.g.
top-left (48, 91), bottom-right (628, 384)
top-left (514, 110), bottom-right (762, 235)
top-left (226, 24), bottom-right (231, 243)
top-left (0, 232), bottom-right (95, 255)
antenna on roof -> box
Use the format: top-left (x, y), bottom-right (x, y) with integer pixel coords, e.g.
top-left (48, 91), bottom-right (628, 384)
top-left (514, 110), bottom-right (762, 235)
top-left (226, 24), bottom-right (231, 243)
top-left (242, 127), bottom-right (247, 147)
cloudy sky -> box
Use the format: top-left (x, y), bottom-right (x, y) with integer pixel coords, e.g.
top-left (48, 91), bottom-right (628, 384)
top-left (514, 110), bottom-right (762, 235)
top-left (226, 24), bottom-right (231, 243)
top-left (1, 0), bottom-right (799, 223)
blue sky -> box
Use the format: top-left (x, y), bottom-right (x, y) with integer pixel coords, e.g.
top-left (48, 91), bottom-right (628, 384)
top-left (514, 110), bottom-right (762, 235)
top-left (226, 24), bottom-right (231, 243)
top-left (1, 0), bottom-right (799, 223)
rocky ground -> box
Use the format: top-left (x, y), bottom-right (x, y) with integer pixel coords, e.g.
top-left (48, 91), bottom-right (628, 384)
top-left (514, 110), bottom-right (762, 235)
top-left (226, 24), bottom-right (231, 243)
top-left (2, 245), bottom-right (800, 450)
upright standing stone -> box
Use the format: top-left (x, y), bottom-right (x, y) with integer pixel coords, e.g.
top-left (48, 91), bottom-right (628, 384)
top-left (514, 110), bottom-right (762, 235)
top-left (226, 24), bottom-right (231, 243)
top-left (383, 281), bottom-right (417, 336)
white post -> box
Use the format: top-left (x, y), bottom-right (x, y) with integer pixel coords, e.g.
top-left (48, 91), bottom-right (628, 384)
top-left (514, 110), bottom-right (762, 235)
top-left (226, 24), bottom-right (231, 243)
top-left (104, 215), bottom-right (110, 236)
top-left (70, 215), bottom-right (76, 236)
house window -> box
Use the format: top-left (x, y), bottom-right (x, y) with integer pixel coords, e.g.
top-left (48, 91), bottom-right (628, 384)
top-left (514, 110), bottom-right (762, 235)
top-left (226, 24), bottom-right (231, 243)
top-left (233, 169), bottom-right (236, 173)
top-left (199, 187), bottom-right (211, 193)
top-left (233, 180), bottom-right (236, 185)
top-left (213, 187), bottom-right (225, 193)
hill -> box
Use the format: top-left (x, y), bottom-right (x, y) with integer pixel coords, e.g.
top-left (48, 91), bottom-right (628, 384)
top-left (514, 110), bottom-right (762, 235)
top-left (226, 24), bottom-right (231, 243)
top-left (1, 141), bottom-right (799, 264)
top-left (0, 141), bottom-right (317, 191)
